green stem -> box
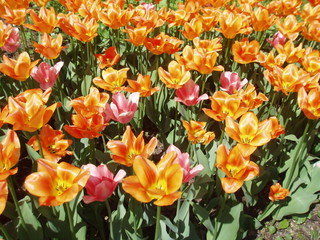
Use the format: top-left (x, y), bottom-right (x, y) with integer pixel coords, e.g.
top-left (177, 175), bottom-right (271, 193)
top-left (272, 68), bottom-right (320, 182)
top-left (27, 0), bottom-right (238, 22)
top-left (154, 206), bottom-right (161, 240)
top-left (19, 26), bottom-right (28, 52)
top-left (105, 199), bottom-right (114, 240)
top-left (65, 202), bottom-right (76, 240)
top-left (173, 101), bottom-right (178, 144)
top-left (0, 222), bottom-right (11, 240)
top-left (89, 138), bottom-right (96, 164)
top-left (8, 177), bottom-right (28, 234)
top-left (35, 130), bottom-right (44, 158)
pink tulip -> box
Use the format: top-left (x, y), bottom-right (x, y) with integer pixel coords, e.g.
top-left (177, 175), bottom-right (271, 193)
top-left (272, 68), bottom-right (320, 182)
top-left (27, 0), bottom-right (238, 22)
top-left (1, 27), bottom-right (20, 53)
top-left (219, 71), bottom-right (248, 94)
top-left (267, 31), bottom-right (286, 48)
top-left (174, 79), bottom-right (208, 106)
top-left (141, 2), bottom-right (156, 11)
top-left (82, 164), bottom-right (126, 204)
top-left (31, 61), bottom-right (64, 90)
top-left (105, 92), bottom-right (140, 124)
top-left (166, 145), bottom-right (204, 183)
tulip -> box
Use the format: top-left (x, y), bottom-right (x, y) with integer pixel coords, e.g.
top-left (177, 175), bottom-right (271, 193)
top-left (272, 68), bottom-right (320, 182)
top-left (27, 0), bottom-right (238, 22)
top-left (269, 183), bottom-right (290, 201)
top-left (174, 79), bottom-right (209, 106)
top-left (232, 38), bottom-right (261, 64)
top-left (225, 112), bottom-right (276, 156)
top-left (95, 46), bottom-right (120, 69)
top-left (24, 159), bottom-right (90, 206)
top-left (28, 124), bottom-right (72, 162)
top-left (275, 41), bottom-right (305, 64)
top-left (4, 88), bottom-right (60, 132)
top-left (98, 4), bottom-right (133, 29)
top-left (0, 52), bottom-right (40, 81)
top-left (33, 33), bottom-right (66, 59)
top-left (180, 18), bottom-right (203, 40)
top-left (124, 26), bottom-right (153, 46)
top-left (165, 145), bottom-right (203, 183)
top-left (107, 125), bottom-right (157, 166)
top-left (251, 7), bottom-right (275, 32)
top-left (0, 181), bottom-right (8, 215)
top-left (276, 15), bottom-right (304, 41)
top-left (2, 6), bottom-right (27, 25)
top-left (122, 152), bottom-right (183, 206)
top-left (216, 144), bottom-right (259, 193)
top-left (158, 60), bottom-right (191, 89)
top-left (0, 20), bottom-right (12, 48)
top-left (298, 86), bottom-right (320, 120)
top-left (93, 67), bottom-right (129, 93)
top-left (1, 27), bottom-right (19, 53)
top-left (182, 120), bottom-right (215, 145)
top-left (220, 72), bottom-right (248, 94)
top-left (144, 32), bottom-right (183, 55)
top-left (82, 164), bottom-right (126, 204)
top-left (267, 31), bottom-right (286, 48)
top-left (24, 7), bottom-right (58, 33)
top-left (0, 130), bottom-right (20, 181)
top-left (31, 61), bottom-right (64, 90)
top-left (105, 92), bottom-right (139, 124)
top-left (125, 74), bottom-right (160, 97)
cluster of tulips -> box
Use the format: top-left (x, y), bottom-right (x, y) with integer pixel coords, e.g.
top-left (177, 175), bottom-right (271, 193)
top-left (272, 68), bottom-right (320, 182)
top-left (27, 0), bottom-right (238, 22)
top-left (0, 0), bottom-right (319, 238)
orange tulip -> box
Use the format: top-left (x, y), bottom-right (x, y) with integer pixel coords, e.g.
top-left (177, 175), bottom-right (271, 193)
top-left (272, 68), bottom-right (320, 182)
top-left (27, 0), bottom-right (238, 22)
top-left (180, 18), bottom-right (203, 40)
top-left (57, 0), bottom-right (84, 12)
top-left (298, 86), bottom-right (320, 120)
top-left (4, 88), bottom-right (60, 132)
top-left (225, 112), bottom-right (278, 156)
top-left (158, 60), bottom-right (191, 89)
top-left (258, 51), bottom-right (286, 71)
top-left (269, 183), bottom-right (290, 201)
top-left (0, 52), bottom-right (40, 81)
top-left (58, 13), bottom-right (98, 42)
top-left (302, 21), bottom-right (320, 42)
top-left (0, 20), bottom-right (12, 48)
top-left (125, 74), bottom-right (160, 97)
top-left (33, 33), bottom-right (66, 59)
top-left (122, 152), bottom-right (183, 206)
top-left (0, 130), bottom-right (20, 181)
top-left (202, 91), bottom-right (248, 121)
top-left (95, 46), bottom-right (120, 69)
top-left (0, 181), bottom-right (8, 215)
top-left (64, 87), bottom-right (110, 139)
top-left (275, 41), bottom-right (305, 64)
top-left (28, 124), bottom-right (73, 162)
top-left (24, 7), bottom-right (58, 33)
top-left (300, 48), bottom-right (320, 76)
top-left (32, 0), bottom-right (50, 7)
top-left (276, 15), bottom-right (304, 41)
top-left (267, 0), bottom-right (302, 16)
top-left (98, 3), bottom-right (133, 29)
top-left (124, 26), bottom-right (153, 46)
top-left (2, 6), bottom-right (27, 25)
top-left (24, 159), bottom-right (90, 206)
top-left (175, 45), bottom-right (224, 74)
top-left (232, 38), bottom-right (261, 64)
top-left (216, 144), bottom-right (259, 193)
top-left (238, 83), bottom-right (269, 110)
top-left (215, 10), bottom-right (252, 39)
top-left (192, 37), bottom-right (222, 52)
top-left (144, 32), bottom-right (184, 55)
top-left (263, 64), bottom-right (307, 95)
top-left (78, 0), bottom-right (101, 20)
top-left (131, 5), bottom-right (164, 29)
top-left (93, 67), bottom-right (129, 93)
top-left (199, 7), bottom-right (220, 32)
top-left (182, 120), bottom-right (215, 145)
top-left (107, 125), bottom-right (157, 167)
top-left (251, 7), bottom-right (275, 32)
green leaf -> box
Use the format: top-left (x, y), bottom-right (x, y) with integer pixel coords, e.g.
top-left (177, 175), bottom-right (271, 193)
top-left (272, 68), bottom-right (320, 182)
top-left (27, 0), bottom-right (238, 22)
top-left (25, 144), bottom-right (41, 162)
top-left (278, 219), bottom-right (289, 229)
top-left (216, 202), bottom-right (243, 240)
top-left (191, 202), bottom-right (214, 234)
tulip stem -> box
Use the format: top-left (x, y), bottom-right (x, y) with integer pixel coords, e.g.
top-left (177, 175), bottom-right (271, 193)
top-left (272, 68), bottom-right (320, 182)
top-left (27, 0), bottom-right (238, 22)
top-left (8, 177), bottom-right (28, 235)
top-left (35, 130), bottom-right (44, 158)
top-left (65, 202), bottom-right (76, 240)
top-left (19, 26), bottom-right (28, 52)
top-left (105, 199), bottom-right (114, 240)
top-left (154, 206), bottom-right (161, 240)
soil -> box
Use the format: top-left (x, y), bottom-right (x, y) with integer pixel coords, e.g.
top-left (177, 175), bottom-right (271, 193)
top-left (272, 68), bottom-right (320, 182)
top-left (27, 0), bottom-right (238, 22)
top-left (255, 204), bottom-right (320, 240)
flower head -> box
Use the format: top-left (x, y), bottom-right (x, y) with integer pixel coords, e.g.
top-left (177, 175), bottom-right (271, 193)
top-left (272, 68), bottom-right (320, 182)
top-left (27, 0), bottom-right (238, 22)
top-left (216, 144), bottom-right (259, 193)
top-left (220, 72), bottom-right (248, 94)
top-left (95, 46), bottom-right (120, 69)
top-left (82, 164), bottom-right (126, 204)
top-left (182, 120), bottom-right (215, 145)
top-left (298, 86), bottom-right (320, 120)
top-left (0, 52), bottom-right (40, 81)
top-left (1, 27), bottom-right (20, 53)
top-left (24, 7), bottom-right (58, 33)
top-left (107, 125), bottom-right (157, 167)
top-left (267, 31), bottom-right (286, 48)
top-left (122, 152), bottom-right (183, 206)
top-left (165, 145), bottom-right (203, 183)
top-left (33, 33), bottom-right (66, 59)
top-left (24, 159), bottom-right (90, 206)
top-left (93, 67), bottom-right (129, 93)
top-left (175, 79), bottom-right (209, 106)
top-left (105, 92), bottom-right (139, 124)
top-left (125, 74), bottom-right (160, 97)
top-left (269, 183), bottom-right (290, 201)
top-left (28, 124), bottom-right (72, 162)
top-left (31, 61), bottom-right (64, 90)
